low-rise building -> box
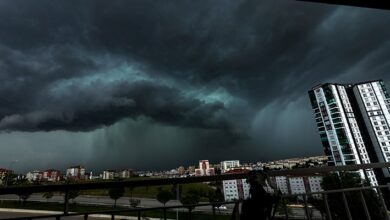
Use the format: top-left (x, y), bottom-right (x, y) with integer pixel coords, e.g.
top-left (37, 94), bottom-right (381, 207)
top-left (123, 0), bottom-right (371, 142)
top-left (194, 160), bottom-right (215, 176)
top-left (118, 169), bottom-right (132, 179)
top-left (275, 176), bottom-right (289, 194)
top-left (102, 170), bottom-right (115, 180)
top-left (0, 168), bottom-right (12, 179)
top-left (66, 165), bottom-right (86, 180)
top-left (269, 175), bottom-right (323, 198)
top-left (26, 170), bottom-right (43, 182)
top-left (42, 169), bottom-right (61, 182)
top-left (220, 160), bottom-right (240, 173)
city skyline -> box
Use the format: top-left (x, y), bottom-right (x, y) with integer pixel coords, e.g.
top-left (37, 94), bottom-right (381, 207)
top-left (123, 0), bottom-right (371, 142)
top-left (2, 1), bottom-right (390, 172)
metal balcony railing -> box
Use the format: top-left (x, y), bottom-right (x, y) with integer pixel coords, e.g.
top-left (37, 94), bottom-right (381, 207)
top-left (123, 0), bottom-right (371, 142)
top-left (0, 162), bottom-right (390, 220)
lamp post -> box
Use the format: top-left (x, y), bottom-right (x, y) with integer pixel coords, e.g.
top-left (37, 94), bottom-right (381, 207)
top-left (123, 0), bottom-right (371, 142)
top-left (4, 160), bottom-right (18, 187)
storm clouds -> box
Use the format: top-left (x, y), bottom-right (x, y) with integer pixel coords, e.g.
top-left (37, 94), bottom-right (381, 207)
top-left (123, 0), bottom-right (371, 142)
top-left (1, 0), bottom-right (390, 172)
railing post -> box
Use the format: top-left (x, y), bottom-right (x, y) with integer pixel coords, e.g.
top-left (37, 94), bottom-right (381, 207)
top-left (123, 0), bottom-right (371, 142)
top-left (111, 214), bottom-right (115, 220)
top-left (341, 192), bottom-right (352, 220)
top-left (323, 193), bottom-right (332, 220)
top-left (231, 201), bottom-right (240, 220)
top-left (303, 194), bottom-right (312, 220)
top-left (176, 184), bottom-right (180, 220)
top-left (236, 201), bottom-right (240, 219)
top-left (359, 190), bottom-right (371, 220)
top-left (138, 210), bottom-right (141, 220)
top-left (163, 206), bottom-right (167, 220)
top-left (84, 214), bottom-right (89, 220)
top-left (188, 208), bottom-right (192, 220)
top-left (377, 188), bottom-right (390, 220)
top-left (63, 190), bottom-right (69, 215)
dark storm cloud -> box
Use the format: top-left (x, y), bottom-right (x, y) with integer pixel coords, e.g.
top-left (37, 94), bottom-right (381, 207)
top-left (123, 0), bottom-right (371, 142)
top-left (2, 0), bottom-right (390, 170)
top-left (0, 77), bottom-right (229, 131)
top-left (0, 0), bottom-right (335, 132)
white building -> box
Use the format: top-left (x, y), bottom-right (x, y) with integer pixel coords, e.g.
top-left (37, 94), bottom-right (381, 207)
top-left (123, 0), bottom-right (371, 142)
top-left (309, 82), bottom-right (382, 186)
top-left (308, 176), bottom-right (323, 195)
top-left (353, 81), bottom-right (390, 179)
top-left (102, 170), bottom-right (115, 180)
top-left (289, 177), bottom-right (306, 195)
top-left (220, 160), bottom-right (240, 173)
top-left (269, 175), bottom-right (324, 198)
top-left (66, 165), bottom-right (86, 180)
top-left (222, 169), bottom-right (250, 201)
top-left (26, 170), bottom-right (43, 182)
top-left (275, 176), bottom-right (289, 194)
top-left (195, 160), bottom-right (215, 176)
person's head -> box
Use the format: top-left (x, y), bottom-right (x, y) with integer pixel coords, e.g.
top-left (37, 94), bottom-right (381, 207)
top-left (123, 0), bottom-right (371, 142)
top-left (246, 170), bottom-right (268, 197)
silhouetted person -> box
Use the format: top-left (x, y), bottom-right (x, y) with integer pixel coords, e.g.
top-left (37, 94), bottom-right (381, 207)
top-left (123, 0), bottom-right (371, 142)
top-left (239, 170), bottom-right (280, 220)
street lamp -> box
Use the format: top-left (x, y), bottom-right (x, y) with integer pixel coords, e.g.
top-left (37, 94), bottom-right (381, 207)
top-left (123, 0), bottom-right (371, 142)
top-left (4, 160), bottom-right (18, 187)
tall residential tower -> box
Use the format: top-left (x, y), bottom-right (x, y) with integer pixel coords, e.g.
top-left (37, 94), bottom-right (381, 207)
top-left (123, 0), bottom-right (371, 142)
top-left (309, 80), bottom-right (390, 186)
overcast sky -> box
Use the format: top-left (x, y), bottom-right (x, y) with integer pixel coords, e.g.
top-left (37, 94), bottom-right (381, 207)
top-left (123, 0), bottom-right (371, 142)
top-left (1, 0), bottom-right (390, 173)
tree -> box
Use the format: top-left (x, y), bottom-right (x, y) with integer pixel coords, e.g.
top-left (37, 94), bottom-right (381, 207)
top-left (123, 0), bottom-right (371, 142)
top-left (208, 188), bottom-right (224, 204)
top-left (129, 198), bottom-right (141, 208)
top-left (2, 173), bottom-right (18, 186)
top-left (310, 172), bottom-right (387, 220)
top-left (156, 188), bottom-right (173, 206)
top-left (180, 188), bottom-right (200, 213)
top-left (208, 188), bottom-right (225, 214)
top-left (171, 184), bottom-right (182, 199)
top-left (308, 197), bottom-right (326, 220)
top-left (42, 192), bottom-right (54, 202)
top-left (67, 190), bottom-right (80, 203)
top-left (108, 187), bottom-right (125, 208)
top-left (275, 197), bottom-right (293, 218)
top-left (17, 192), bottom-right (32, 205)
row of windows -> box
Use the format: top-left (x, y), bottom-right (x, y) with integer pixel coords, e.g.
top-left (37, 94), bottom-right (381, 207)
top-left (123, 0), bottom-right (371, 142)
top-left (358, 148), bottom-right (367, 154)
top-left (366, 101), bottom-right (379, 107)
top-left (377, 131), bottom-right (390, 136)
top-left (368, 111), bottom-right (383, 116)
top-left (375, 126), bottom-right (388, 131)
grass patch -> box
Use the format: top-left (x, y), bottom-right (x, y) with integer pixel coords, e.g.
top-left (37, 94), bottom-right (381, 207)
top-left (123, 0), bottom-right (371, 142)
top-left (81, 182), bottom-right (213, 202)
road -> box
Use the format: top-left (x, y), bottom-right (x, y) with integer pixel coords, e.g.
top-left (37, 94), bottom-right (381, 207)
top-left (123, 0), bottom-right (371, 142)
top-left (0, 194), bottom-right (233, 214)
top-left (0, 195), bottom-right (323, 219)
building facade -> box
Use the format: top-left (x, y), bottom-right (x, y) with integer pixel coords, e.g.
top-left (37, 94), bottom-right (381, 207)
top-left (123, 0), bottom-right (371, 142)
top-left (220, 160), bottom-right (240, 173)
top-left (269, 175), bottom-right (323, 198)
top-left (118, 169), bottom-right (132, 178)
top-left (0, 168), bottom-right (12, 180)
top-left (26, 170), bottom-right (43, 182)
top-left (195, 160), bottom-right (215, 176)
top-left (222, 169), bottom-right (250, 201)
top-left (42, 169), bottom-right (61, 182)
top-left (309, 80), bottom-right (390, 185)
top-left (66, 165), bottom-right (86, 180)
top-left (102, 170), bottom-right (115, 180)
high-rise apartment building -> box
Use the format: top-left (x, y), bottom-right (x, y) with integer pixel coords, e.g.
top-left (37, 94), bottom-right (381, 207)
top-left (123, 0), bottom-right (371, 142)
top-left (309, 80), bottom-right (390, 186)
